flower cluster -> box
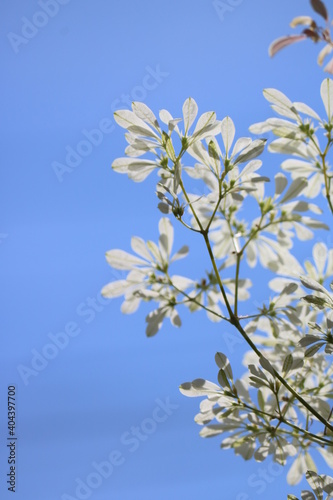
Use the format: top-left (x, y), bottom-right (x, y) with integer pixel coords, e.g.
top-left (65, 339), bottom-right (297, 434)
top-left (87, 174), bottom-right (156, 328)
top-left (250, 79), bottom-right (333, 205)
top-left (180, 352), bottom-right (333, 485)
top-left (106, 77), bottom-right (333, 491)
top-left (102, 217), bottom-right (191, 336)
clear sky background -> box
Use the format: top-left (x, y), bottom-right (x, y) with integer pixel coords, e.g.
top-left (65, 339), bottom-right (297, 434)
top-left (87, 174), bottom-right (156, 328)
top-left (1, 1), bottom-right (332, 499)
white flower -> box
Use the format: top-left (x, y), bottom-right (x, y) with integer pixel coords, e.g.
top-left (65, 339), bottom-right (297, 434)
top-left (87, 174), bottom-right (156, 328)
top-left (102, 218), bottom-right (189, 316)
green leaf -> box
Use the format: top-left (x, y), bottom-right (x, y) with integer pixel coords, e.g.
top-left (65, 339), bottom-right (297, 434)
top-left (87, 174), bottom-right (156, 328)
top-left (259, 355), bottom-right (275, 376)
top-left (279, 178), bottom-right (308, 203)
top-left (299, 335), bottom-right (321, 347)
top-left (300, 275), bottom-right (331, 296)
top-left (305, 343), bottom-right (324, 357)
top-left (303, 295), bottom-right (328, 309)
top-left (249, 376), bottom-right (270, 389)
top-left (283, 283), bottom-right (298, 295)
top-left (215, 352), bottom-right (233, 380)
top-left (257, 389), bottom-right (265, 411)
top-left (218, 369), bottom-right (231, 389)
top-left (173, 160), bottom-right (182, 192)
top-left (275, 173), bottom-right (288, 195)
top-left (282, 354), bottom-right (293, 375)
top-left (234, 139), bottom-right (266, 164)
top-left (208, 140), bottom-right (220, 175)
top-left (162, 132), bottom-right (177, 162)
top-left (306, 470), bottom-right (322, 499)
top-left (300, 492), bottom-right (316, 500)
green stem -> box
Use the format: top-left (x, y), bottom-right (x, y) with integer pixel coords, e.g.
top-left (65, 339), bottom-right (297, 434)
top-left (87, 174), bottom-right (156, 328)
top-left (173, 144), bottom-right (333, 434)
top-left (321, 152), bottom-right (333, 215)
top-left (169, 279), bottom-right (230, 323)
top-left (241, 402), bottom-right (333, 447)
top-left (179, 178), bottom-right (205, 233)
top-left (234, 252), bottom-right (241, 317)
top-left (308, 131), bottom-right (333, 215)
top-left (231, 316), bottom-right (333, 433)
top-left (199, 206), bottom-right (333, 431)
top-left (202, 231), bottom-right (234, 319)
top-left (177, 217), bottom-right (202, 233)
top-left (205, 180), bottom-right (223, 233)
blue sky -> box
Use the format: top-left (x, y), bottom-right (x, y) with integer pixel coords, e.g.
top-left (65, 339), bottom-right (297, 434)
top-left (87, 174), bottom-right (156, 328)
top-left (1, 1), bottom-right (332, 499)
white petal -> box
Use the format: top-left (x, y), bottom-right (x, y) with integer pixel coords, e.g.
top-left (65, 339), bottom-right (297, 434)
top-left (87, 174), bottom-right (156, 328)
top-left (145, 307), bottom-right (167, 337)
top-left (105, 249), bottom-right (147, 270)
top-left (231, 137), bottom-right (252, 158)
top-left (101, 280), bottom-right (134, 297)
top-left (131, 236), bottom-right (153, 261)
top-left (287, 454), bottom-right (307, 485)
top-left (182, 97), bottom-right (198, 134)
top-left (221, 116), bottom-right (235, 155)
top-left (128, 163), bottom-right (157, 182)
top-left (293, 101), bottom-right (320, 120)
top-left (158, 217), bottom-right (174, 259)
top-left (281, 159), bottom-right (316, 176)
top-left (132, 102), bottom-right (160, 131)
top-left (246, 242), bottom-right (257, 268)
top-left (303, 173), bottom-right (322, 198)
top-left (191, 112), bottom-right (219, 141)
top-left (234, 139), bottom-right (266, 165)
top-left (294, 222), bottom-right (313, 241)
top-left (170, 308), bottom-right (181, 327)
top-left (263, 88), bottom-right (293, 108)
top-left (279, 178), bottom-right (307, 203)
top-left (171, 245), bottom-right (189, 262)
top-left (179, 379), bottom-right (221, 397)
top-left (269, 138), bottom-right (308, 157)
top-left (249, 121), bottom-right (273, 134)
top-left (275, 173), bottom-right (288, 195)
top-left (121, 295), bottom-right (141, 314)
top-left (159, 109), bottom-right (173, 124)
top-left (114, 109), bottom-right (159, 137)
top-left (313, 242), bottom-right (327, 276)
top-left (171, 275), bottom-right (194, 290)
top-left (321, 78), bottom-right (333, 121)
